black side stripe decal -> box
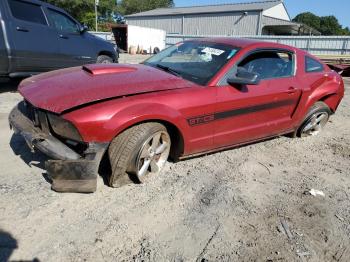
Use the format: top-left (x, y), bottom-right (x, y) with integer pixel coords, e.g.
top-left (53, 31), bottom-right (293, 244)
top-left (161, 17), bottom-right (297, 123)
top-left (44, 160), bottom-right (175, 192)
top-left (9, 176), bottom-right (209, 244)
top-left (187, 99), bottom-right (295, 126)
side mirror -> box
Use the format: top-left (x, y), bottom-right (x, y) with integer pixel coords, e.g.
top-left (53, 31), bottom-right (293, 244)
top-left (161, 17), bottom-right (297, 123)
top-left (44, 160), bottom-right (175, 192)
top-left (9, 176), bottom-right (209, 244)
top-left (80, 24), bottom-right (88, 34)
top-left (227, 67), bottom-right (260, 86)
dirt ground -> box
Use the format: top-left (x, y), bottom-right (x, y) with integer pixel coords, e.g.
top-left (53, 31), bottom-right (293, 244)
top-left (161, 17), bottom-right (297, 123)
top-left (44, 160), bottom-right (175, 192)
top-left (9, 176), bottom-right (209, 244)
top-left (0, 74), bottom-right (349, 262)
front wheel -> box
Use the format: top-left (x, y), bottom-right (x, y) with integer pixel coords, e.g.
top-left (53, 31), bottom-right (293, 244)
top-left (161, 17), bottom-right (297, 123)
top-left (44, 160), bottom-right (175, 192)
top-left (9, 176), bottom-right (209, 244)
top-left (96, 55), bottom-right (113, 64)
top-left (297, 102), bottom-right (331, 137)
top-left (108, 123), bottom-right (171, 188)
top-left (153, 47), bottom-right (160, 54)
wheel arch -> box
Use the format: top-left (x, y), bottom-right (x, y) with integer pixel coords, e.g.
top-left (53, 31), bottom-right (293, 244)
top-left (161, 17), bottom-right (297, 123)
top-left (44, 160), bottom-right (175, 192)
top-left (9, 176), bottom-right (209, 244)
top-left (306, 90), bottom-right (341, 115)
top-left (109, 117), bottom-right (185, 160)
top-left (292, 91), bottom-right (338, 135)
top-left (100, 101), bottom-right (190, 160)
top-left (98, 51), bottom-right (115, 61)
top-left (130, 119), bottom-right (184, 160)
top-left (156, 119), bottom-right (184, 160)
top-left (319, 93), bottom-right (341, 113)
top-left (296, 101), bottom-right (331, 137)
top-left (97, 117), bottom-right (185, 184)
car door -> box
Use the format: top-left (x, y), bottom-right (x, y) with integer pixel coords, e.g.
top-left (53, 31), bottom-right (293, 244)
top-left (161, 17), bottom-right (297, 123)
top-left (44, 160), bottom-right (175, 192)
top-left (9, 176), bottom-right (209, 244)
top-left (6, 0), bottom-right (60, 72)
top-left (0, 14), bottom-right (9, 75)
top-left (213, 49), bottom-right (302, 148)
top-left (44, 8), bottom-right (95, 67)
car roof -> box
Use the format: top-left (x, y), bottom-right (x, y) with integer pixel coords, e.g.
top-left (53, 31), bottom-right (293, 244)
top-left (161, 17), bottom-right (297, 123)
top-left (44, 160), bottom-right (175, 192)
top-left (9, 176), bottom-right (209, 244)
top-left (190, 37), bottom-right (298, 51)
top-left (19, 0), bottom-right (66, 11)
top-left (17, 0), bottom-right (79, 23)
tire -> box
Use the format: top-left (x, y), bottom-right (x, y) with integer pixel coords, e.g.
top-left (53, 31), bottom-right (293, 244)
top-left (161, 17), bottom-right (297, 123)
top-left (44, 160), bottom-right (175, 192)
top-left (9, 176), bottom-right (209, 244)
top-left (153, 47), bottom-right (160, 54)
top-left (296, 101), bottom-right (331, 137)
top-left (108, 123), bottom-right (171, 188)
top-left (96, 55), bottom-right (113, 64)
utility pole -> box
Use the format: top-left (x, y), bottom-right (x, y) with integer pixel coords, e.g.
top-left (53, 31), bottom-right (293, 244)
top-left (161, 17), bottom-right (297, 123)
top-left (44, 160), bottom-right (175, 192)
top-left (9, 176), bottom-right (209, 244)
top-left (95, 0), bottom-right (99, 32)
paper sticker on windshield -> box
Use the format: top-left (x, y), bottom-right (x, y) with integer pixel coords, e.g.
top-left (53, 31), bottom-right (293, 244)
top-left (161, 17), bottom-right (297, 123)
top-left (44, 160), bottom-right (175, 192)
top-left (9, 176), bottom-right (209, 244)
top-left (202, 47), bottom-right (225, 56)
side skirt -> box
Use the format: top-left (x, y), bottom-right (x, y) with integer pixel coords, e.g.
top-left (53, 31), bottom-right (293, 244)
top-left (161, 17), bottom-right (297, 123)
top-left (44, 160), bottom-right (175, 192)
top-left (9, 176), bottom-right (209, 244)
top-left (178, 129), bottom-right (295, 160)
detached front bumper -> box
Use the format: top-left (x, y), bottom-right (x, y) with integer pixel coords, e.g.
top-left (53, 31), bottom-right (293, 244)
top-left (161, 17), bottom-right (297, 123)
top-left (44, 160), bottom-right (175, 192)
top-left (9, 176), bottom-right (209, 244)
top-left (8, 103), bottom-right (108, 193)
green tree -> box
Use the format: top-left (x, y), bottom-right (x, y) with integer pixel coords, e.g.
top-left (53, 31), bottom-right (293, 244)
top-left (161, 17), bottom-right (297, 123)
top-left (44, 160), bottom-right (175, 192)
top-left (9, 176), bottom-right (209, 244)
top-left (293, 12), bottom-right (350, 36)
top-left (119, 0), bottom-right (174, 15)
top-left (320, 16), bottom-right (344, 35)
top-left (293, 12), bottom-right (320, 31)
top-left (342, 27), bottom-right (350, 35)
top-left (44, 0), bottom-right (118, 29)
top-left (44, 0), bottom-right (174, 30)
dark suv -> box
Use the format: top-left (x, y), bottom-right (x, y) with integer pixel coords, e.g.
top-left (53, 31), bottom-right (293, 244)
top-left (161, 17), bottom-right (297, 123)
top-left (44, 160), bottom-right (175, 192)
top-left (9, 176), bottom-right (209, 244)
top-left (0, 0), bottom-right (118, 79)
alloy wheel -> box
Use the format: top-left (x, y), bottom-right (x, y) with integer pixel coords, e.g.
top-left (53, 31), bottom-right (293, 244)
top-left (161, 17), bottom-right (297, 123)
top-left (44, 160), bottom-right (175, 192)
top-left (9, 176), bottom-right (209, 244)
top-left (135, 131), bottom-right (171, 182)
top-left (301, 112), bottom-right (329, 137)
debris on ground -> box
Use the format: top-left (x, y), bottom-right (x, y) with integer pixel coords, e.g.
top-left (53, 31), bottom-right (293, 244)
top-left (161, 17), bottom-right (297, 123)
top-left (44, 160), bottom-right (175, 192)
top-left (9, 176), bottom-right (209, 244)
top-left (279, 219), bottom-right (293, 239)
top-left (335, 214), bottom-right (344, 221)
top-left (308, 188), bottom-right (326, 197)
top-left (297, 250), bottom-right (311, 257)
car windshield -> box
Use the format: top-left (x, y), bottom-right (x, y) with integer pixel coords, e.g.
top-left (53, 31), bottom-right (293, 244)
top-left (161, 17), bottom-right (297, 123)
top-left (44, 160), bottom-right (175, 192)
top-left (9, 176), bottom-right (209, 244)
top-left (143, 41), bottom-right (239, 85)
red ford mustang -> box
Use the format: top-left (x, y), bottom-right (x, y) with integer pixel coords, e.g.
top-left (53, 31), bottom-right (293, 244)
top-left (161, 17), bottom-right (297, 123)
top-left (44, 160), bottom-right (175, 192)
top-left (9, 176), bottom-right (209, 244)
top-left (9, 38), bottom-right (344, 193)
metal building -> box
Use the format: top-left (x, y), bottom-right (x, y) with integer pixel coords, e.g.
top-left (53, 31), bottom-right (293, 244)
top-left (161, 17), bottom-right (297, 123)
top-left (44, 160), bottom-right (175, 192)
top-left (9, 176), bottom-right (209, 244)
top-left (125, 0), bottom-right (319, 36)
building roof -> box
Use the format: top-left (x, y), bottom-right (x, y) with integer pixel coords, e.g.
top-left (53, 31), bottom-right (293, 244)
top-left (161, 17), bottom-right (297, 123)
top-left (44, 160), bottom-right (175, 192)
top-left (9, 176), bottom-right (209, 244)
top-left (263, 16), bottom-right (298, 26)
top-left (263, 16), bottom-right (321, 35)
top-left (126, 0), bottom-right (283, 18)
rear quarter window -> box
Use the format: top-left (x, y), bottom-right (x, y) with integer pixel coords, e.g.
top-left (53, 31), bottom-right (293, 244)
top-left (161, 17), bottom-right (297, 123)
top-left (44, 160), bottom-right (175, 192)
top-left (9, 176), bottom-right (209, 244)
top-left (305, 56), bottom-right (324, 73)
top-left (8, 0), bottom-right (47, 25)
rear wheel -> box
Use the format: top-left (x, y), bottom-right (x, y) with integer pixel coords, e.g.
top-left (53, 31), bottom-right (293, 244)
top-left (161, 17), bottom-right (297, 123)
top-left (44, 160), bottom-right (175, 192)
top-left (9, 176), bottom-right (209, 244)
top-left (97, 55), bottom-right (113, 64)
top-left (108, 123), bottom-right (171, 187)
top-left (297, 102), bottom-right (331, 137)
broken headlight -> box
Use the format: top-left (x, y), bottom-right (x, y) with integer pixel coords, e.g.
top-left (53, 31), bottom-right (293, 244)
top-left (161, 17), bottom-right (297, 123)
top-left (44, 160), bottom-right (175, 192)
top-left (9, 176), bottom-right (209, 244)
top-left (47, 113), bottom-right (83, 142)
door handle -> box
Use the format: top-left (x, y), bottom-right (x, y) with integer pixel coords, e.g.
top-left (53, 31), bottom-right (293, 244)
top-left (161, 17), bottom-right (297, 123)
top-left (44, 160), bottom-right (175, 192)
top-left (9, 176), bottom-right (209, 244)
top-left (16, 26), bottom-right (29, 32)
top-left (59, 34), bottom-right (69, 39)
top-left (287, 87), bottom-right (297, 94)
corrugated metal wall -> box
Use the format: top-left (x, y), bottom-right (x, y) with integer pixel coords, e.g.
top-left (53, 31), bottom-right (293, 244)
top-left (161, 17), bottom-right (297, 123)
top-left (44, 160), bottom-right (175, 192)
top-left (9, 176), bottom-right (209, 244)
top-left (182, 12), bottom-right (260, 35)
top-left (126, 11), bottom-right (260, 35)
top-left (127, 16), bottom-right (183, 34)
top-left (165, 34), bottom-right (350, 55)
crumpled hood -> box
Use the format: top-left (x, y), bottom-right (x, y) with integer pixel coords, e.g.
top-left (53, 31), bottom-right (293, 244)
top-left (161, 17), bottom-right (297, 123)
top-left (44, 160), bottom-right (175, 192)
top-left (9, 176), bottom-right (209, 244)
top-left (19, 64), bottom-right (197, 114)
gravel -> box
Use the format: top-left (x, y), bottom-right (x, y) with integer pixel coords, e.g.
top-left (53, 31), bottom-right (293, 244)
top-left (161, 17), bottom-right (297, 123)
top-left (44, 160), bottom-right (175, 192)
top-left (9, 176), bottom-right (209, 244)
top-left (0, 76), bottom-right (349, 262)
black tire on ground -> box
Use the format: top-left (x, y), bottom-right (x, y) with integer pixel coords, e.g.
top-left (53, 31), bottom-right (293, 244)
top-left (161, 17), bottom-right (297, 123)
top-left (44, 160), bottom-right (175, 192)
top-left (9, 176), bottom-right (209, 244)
top-left (96, 55), bottom-right (113, 64)
top-left (108, 122), bottom-right (170, 188)
top-left (153, 47), bottom-right (160, 54)
top-left (295, 101), bottom-right (331, 137)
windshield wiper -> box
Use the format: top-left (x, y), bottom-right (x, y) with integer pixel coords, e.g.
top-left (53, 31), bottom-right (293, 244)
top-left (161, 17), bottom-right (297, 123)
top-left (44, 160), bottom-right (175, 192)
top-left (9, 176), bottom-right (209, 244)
top-left (154, 63), bottom-right (183, 78)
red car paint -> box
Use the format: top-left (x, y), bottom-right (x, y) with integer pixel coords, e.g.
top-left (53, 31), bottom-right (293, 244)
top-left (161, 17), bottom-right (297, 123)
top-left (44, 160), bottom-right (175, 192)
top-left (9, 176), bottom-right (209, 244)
top-left (18, 38), bottom-right (344, 157)
top-left (19, 64), bottom-right (197, 113)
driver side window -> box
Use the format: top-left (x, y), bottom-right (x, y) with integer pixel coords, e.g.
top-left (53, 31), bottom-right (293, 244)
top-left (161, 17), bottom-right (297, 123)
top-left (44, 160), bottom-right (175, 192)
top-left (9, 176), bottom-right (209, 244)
top-left (46, 8), bottom-right (79, 33)
top-left (238, 50), bottom-right (294, 80)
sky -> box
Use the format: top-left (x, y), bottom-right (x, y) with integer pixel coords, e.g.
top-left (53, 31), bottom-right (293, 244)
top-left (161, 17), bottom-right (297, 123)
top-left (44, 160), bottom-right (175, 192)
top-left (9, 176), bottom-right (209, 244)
top-left (173, 0), bottom-right (350, 28)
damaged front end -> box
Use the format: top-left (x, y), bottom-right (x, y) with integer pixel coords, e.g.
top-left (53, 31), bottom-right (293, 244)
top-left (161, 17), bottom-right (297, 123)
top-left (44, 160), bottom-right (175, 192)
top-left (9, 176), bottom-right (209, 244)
top-left (8, 101), bottom-right (108, 193)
